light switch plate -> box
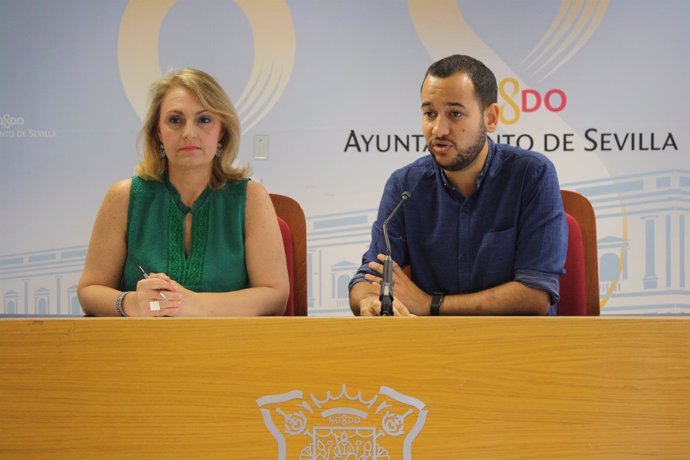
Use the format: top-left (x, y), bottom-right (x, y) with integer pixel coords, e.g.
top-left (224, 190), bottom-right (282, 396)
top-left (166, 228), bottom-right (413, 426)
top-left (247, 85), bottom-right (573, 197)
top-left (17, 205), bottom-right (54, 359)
top-left (253, 134), bottom-right (269, 160)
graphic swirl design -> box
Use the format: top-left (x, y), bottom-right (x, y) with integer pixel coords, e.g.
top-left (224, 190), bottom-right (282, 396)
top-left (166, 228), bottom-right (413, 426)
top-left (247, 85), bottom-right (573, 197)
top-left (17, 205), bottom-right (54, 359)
top-left (117, 0), bottom-right (295, 133)
top-left (408, 0), bottom-right (607, 80)
top-left (520, 0), bottom-right (609, 80)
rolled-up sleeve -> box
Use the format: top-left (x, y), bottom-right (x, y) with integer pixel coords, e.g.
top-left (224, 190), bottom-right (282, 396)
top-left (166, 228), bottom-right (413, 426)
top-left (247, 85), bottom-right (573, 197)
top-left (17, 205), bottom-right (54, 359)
top-left (514, 160), bottom-right (568, 308)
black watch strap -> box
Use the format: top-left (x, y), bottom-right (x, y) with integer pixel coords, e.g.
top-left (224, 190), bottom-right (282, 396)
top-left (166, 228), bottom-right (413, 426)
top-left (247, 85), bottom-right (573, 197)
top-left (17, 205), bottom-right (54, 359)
top-left (430, 292), bottom-right (443, 316)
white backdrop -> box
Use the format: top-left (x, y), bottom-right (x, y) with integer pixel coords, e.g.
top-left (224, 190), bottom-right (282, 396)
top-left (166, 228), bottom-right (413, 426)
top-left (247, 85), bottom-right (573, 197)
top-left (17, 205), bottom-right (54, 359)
top-left (1, 0), bottom-right (688, 315)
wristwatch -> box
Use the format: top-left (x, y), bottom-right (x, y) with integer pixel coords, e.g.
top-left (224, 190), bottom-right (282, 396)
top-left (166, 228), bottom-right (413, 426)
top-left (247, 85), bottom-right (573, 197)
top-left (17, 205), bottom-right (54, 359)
top-left (430, 292), bottom-right (443, 316)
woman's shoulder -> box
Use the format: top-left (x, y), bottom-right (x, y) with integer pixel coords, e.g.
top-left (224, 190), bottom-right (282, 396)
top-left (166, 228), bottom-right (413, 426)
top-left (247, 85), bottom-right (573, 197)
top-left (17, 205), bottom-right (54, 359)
top-left (107, 176), bottom-right (163, 203)
top-left (217, 177), bottom-right (262, 197)
top-left (96, 178), bottom-right (133, 220)
top-left (245, 178), bottom-right (267, 194)
top-left (245, 179), bottom-right (271, 205)
top-left (104, 178), bottom-right (133, 202)
top-left (243, 180), bottom-right (277, 227)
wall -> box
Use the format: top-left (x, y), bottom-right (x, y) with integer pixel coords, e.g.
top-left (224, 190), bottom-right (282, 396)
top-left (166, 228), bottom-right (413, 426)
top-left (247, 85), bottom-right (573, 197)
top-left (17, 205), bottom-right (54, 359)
top-left (1, 0), bottom-right (688, 316)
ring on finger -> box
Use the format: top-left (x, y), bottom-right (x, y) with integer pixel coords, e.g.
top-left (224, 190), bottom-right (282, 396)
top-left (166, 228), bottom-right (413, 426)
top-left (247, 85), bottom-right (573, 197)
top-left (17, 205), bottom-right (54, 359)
top-left (149, 300), bottom-right (160, 311)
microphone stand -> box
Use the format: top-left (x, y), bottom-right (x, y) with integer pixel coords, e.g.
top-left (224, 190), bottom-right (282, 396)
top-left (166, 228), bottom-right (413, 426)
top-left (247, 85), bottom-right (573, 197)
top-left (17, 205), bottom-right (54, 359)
top-left (379, 192), bottom-right (411, 316)
top-left (379, 252), bottom-right (394, 316)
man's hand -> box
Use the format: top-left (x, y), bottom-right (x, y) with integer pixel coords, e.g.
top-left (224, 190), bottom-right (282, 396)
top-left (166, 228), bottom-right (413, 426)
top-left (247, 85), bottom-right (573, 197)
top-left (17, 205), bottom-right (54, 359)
top-left (363, 254), bottom-right (431, 315)
top-left (358, 295), bottom-right (414, 316)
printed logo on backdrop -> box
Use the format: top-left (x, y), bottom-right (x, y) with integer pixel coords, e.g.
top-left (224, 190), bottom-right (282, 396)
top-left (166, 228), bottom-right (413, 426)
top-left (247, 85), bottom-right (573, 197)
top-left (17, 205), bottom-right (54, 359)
top-left (117, 0), bottom-right (295, 132)
top-left (0, 113), bottom-right (56, 139)
top-left (346, 0), bottom-right (677, 156)
top-left (494, 76), bottom-right (676, 153)
top-left (257, 385), bottom-right (428, 460)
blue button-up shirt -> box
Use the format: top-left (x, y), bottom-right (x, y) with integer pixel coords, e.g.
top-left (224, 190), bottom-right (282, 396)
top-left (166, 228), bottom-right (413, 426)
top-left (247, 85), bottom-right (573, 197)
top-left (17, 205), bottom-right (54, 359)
top-left (349, 140), bottom-right (567, 315)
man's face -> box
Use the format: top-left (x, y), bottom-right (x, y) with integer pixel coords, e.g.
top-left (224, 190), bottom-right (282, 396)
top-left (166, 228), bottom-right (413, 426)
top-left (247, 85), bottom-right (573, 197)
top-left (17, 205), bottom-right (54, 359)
top-left (421, 72), bottom-right (489, 172)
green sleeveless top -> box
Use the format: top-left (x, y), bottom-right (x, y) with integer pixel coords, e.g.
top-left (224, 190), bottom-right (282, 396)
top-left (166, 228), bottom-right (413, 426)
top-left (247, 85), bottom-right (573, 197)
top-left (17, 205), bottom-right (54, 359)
top-left (120, 175), bottom-right (249, 293)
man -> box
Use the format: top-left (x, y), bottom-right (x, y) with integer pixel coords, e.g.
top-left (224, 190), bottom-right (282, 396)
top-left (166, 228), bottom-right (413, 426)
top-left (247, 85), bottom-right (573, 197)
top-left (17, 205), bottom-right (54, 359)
top-left (349, 54), bottom-right (567, 316)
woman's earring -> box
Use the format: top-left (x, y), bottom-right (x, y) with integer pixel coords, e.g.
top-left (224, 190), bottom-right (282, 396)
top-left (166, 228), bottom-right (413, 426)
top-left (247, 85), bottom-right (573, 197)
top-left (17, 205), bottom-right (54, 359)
top-left (216, 142), bottom-right (222, 157)
top-left (158, 143), bottom-right (166, 158)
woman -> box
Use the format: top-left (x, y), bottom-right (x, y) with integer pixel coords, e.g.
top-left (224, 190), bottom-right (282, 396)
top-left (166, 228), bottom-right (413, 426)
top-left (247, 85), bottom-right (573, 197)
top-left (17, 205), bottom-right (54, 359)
top-left (78, 68), bottom-right (289, 316)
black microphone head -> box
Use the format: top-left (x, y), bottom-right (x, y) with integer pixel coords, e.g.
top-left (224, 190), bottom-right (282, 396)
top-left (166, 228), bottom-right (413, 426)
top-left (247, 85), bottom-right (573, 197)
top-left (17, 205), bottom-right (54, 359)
top-left (401, 191), bottom-right (412, 201)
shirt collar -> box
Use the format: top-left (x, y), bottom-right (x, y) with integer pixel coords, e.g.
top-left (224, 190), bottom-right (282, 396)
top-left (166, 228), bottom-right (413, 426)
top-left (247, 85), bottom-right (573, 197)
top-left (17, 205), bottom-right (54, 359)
top-left (475, 138), bottom-right (496, 191)
top-left (163, 172), bottom-right (211, 214)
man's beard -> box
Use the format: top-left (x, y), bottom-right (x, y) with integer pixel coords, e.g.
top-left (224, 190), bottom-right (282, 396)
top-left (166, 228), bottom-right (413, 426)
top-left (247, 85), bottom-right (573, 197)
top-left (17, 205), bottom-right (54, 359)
top-left (431, 123), bottom-right (487, 172)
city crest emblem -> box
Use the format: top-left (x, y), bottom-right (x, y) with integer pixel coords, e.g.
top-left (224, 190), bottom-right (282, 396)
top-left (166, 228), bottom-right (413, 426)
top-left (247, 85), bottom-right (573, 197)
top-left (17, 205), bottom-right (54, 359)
top-left (257, 384), bottom-right (428, 459)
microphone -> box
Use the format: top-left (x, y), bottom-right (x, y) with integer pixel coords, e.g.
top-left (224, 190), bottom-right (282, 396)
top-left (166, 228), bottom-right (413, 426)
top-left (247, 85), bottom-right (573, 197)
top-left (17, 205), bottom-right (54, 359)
top-left (379, 191), bottom-right (412, 316)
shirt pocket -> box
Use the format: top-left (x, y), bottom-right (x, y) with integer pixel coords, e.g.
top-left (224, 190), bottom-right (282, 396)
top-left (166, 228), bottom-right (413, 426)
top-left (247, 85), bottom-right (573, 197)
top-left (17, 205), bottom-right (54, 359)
top-left (474, 227), bottom-right (517, 289)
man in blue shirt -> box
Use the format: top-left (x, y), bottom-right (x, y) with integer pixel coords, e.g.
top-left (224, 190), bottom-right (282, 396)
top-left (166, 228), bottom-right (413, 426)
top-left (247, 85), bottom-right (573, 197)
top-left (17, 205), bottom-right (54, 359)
top-left (349, 54), bottom-right (567, 316)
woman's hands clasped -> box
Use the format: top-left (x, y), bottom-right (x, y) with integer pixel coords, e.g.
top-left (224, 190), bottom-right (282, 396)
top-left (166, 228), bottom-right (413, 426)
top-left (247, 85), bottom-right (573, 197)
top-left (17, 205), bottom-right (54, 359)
top-left (130, 272), bottom-right (182, 317)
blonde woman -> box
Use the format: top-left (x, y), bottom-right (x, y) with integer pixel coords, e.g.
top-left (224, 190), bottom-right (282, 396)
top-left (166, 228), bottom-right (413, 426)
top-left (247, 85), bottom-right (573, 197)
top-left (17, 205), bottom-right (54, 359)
top-left (78, 69), bottom-right (289, 316)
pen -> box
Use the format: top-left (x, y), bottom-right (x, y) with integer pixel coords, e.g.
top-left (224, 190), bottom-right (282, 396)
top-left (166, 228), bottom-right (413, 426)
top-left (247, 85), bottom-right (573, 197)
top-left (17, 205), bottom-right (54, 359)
top-left (138, 265), bottom-right (169, 301)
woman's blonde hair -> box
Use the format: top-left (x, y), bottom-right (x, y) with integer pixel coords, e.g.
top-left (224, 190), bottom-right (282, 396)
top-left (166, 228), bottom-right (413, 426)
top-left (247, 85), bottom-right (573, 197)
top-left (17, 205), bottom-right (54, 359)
top-left (135, 68), bottom-right (249, 188)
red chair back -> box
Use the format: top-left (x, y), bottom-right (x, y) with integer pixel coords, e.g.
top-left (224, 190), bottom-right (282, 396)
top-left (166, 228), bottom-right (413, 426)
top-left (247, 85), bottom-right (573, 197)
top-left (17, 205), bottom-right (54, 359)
top-left (277, 217), bottom-right (295, 316)
top-left (271, 193), bottom-right (307, 316)
top-left (560, 190), bottom-right (600, 315)
top-left (558, 213), bottom-right (587, 315)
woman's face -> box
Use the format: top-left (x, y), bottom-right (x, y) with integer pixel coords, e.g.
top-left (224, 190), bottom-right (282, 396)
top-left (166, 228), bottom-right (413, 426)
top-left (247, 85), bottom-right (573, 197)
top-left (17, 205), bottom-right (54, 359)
top-left (157, 86), bottom-right (224, 173)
